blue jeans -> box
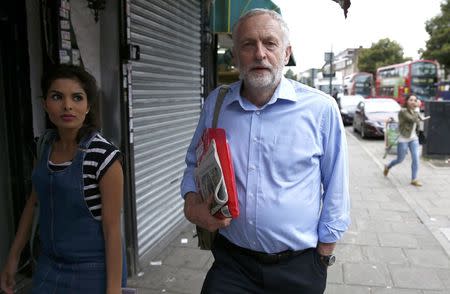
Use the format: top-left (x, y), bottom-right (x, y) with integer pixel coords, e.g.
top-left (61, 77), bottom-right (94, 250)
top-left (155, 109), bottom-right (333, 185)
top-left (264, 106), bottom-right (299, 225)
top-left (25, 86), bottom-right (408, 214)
top-left (387, 139), bottom-right (420, 180)
top-left (32, 255), bottom-right (107, 294)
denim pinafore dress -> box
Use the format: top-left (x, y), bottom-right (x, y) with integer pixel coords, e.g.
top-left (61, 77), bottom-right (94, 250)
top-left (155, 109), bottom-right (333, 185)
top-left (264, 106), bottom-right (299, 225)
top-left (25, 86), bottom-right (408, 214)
top-left (31, 132), bottom-right (127, 293)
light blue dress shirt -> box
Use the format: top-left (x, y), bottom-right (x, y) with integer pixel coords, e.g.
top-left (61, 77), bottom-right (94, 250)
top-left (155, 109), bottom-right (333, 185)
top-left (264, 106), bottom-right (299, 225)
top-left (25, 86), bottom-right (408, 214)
top-left (181, 77), bottom-right (350, 253)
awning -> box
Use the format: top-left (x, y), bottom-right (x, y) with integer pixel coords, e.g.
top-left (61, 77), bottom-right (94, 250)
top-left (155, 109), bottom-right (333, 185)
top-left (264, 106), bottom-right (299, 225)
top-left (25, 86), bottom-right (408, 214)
top-left (212, 0), bottom-right (281, 33)
top-left (212, 0), bottom-right (295, 65)
top-left (212, 0), bottom-right (351, 33)
top-left (212, 0), bottom-right (351, 68)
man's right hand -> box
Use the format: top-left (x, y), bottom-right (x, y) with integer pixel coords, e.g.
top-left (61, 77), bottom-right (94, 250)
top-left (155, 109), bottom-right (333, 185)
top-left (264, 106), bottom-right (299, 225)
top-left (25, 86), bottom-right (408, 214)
top-left (1, 256), bottom-right (18, 294)
top-left (184, 192), bottom-right (231, 232)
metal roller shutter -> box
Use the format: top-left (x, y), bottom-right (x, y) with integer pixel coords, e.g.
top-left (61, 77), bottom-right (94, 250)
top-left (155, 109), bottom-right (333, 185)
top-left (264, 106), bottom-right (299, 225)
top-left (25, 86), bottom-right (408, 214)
top-left (128, 0), bottom-right (202, 264)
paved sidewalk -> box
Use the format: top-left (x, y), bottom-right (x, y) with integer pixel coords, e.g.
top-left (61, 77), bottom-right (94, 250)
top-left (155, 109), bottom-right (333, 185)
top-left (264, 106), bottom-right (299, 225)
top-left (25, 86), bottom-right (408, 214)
top-left (128, 129), bottom-right (450, 294)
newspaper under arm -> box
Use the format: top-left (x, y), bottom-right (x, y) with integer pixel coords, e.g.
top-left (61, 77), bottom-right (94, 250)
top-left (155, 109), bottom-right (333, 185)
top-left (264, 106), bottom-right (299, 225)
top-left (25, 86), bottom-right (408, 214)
top-left (195, 139), bottom-right (232, 218)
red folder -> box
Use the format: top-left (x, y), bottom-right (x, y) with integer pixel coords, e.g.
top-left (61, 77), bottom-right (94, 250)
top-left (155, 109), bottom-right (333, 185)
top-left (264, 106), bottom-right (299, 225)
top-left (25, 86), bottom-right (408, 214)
top-left (195, 128), bottom-right (239, 219)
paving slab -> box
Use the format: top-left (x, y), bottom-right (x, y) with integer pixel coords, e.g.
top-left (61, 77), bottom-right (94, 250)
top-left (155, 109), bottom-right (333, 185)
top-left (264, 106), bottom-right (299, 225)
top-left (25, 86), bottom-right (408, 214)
top-left (361, 246), bottom-right (408, 265)
top-left (340, 231), bottom-right (380, 246)
top-left (343, 263), bottom-right (392, 287)
top-left (404, 248), bottom-right (450, 268)
top-left (325, 284), bottom-right (371, 294)
top-left (389, 266), bottom-right (444, 290)
top-left (371, 288), bottom-right (421, 294)
top-left (327, 264), bottom-right (344, 284)
top-left (377, 232), bottom-right (420, 248)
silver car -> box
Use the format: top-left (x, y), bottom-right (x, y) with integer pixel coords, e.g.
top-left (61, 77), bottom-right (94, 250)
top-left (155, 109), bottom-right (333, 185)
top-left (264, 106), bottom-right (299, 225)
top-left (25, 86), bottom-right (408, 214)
top-left (338, 95), bottom-right (365, 125)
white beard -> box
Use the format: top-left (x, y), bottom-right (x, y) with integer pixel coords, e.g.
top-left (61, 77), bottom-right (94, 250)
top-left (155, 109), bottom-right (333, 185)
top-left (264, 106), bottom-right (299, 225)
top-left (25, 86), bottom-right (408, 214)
top-left (238, 59), bottom-right (285, 89)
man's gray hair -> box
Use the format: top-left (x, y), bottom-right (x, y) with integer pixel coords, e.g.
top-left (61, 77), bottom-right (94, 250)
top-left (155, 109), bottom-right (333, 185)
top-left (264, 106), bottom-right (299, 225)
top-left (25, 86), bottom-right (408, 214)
top-left (232, 8), bottom-right (290, 47)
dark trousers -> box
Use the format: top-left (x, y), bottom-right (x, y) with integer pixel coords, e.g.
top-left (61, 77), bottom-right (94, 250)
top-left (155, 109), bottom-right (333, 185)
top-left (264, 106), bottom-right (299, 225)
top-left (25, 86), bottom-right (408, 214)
top-left (201, 235), bottom-right (327, 294)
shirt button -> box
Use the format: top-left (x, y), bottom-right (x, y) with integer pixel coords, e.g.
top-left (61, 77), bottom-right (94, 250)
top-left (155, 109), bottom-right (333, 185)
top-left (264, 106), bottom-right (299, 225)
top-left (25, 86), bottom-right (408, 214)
top-left (249, 220), bottom-right (253, 225)
top-left (255, 111), bottom-right (261, 115)
top-left (253, 137), bottom-right (258, 142)
top-left (249, 165), bottom-right (255, 171)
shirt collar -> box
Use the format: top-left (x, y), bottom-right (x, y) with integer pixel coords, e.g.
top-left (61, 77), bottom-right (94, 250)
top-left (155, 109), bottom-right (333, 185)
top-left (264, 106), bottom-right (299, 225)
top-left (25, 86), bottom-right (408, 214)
top-left (224, 77), bottom-right (298, 109)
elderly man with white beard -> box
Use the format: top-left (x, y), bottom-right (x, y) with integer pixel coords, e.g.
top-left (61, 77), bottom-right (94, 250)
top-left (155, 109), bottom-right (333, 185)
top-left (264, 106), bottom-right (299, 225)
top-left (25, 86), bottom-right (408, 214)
top-left (180, 8), bottom-right (350, 294)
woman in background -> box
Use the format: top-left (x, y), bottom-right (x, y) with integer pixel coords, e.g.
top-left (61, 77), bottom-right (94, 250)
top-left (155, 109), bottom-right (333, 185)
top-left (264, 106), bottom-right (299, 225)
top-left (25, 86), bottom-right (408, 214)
top-left (384, 94), bottom-right (429, 186)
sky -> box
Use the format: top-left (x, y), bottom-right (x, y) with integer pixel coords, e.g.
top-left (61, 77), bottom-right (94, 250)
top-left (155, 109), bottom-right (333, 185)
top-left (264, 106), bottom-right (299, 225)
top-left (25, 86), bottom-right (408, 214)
top-left (273, 0), bottom-right (444, 73)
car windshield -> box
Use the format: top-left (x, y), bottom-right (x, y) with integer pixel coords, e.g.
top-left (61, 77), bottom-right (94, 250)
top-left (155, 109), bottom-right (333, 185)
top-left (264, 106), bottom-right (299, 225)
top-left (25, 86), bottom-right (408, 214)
top-left (340, 95), bottom-right (364, 107)
top-left (364, 100), bottom-right (400, 113)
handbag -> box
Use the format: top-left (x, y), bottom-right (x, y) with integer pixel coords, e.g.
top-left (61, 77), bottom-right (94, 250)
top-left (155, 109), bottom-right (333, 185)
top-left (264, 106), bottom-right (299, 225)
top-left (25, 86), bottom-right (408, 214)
top-left (417, 130), bottom-right (426, 145)
top-left (196, 225), bottom-right (218, 250)
top-left (196, 85), bottom-right (229, 250)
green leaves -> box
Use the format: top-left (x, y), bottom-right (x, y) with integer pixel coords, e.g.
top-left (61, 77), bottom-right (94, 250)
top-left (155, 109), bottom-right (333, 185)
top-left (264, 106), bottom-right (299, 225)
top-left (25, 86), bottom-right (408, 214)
top-left (357, 38), bottom-right (408, 76)
top-left (421, 0), bottom-right (450, 75)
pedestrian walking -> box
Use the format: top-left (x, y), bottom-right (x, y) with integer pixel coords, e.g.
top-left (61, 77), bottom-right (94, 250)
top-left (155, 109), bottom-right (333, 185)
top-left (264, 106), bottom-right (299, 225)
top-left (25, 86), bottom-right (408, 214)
top-left (383, 94), bottom-right (430, 186)
top-left (181, 8), bottom-right (350, 294)
top-left (0, 64), bottom-right (127, 294)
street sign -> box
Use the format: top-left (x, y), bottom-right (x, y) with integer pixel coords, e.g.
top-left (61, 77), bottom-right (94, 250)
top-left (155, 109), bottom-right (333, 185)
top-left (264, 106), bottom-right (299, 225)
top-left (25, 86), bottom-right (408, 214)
top-left (324, 52), bottom-right (334, 63)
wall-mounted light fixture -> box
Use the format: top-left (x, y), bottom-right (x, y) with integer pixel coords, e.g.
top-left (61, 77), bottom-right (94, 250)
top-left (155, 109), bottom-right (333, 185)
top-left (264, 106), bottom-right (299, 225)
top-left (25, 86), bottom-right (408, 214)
top-left (86, 0), bottom-right (106, 23)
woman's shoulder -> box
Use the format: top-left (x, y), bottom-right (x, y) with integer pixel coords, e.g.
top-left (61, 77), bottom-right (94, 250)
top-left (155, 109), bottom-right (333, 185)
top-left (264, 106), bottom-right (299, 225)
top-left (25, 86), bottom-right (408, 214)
top-left (84, 133), bottom-right (121, 180)
top-left (398, 108), bottom-right (412, 117)
top-left (85, 133), bottom-right (121, 163)
top-left (88, 133), bottom-right (120, 151)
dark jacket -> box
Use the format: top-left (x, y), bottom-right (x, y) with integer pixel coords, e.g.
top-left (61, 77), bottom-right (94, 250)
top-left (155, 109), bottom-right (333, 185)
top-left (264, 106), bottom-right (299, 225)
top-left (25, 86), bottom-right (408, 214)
top-left (398, 108), bottom-right (421, 138)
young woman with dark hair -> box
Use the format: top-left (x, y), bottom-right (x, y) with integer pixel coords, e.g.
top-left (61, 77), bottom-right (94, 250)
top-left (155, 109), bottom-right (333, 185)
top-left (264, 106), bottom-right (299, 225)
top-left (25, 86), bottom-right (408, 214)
top-left (1, 64), bottom-right (127, 294)
top-left (383, 94), bottom-right (430, 186)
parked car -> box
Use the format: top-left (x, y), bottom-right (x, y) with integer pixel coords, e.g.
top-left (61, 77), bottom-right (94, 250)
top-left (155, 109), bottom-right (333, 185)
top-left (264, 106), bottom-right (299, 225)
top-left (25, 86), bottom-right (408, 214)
top-left (338, 95), bottom-right (365, 125)
top-left (353, 98), bottom-right (401, 138)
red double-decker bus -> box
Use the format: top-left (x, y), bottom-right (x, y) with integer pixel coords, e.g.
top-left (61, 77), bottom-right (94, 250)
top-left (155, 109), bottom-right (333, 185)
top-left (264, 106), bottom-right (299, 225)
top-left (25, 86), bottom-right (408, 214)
top-left (343, 72), bottom-right (374, 97)
top-left (375, 60), bottom-right (438, 105)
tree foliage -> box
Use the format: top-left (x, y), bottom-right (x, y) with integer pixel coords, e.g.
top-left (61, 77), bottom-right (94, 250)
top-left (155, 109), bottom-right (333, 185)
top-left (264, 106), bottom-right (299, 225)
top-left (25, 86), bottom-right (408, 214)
top-left (357, 38), bottom-right (408, 76)
top-left (420, 0), bottom-right (450, 76)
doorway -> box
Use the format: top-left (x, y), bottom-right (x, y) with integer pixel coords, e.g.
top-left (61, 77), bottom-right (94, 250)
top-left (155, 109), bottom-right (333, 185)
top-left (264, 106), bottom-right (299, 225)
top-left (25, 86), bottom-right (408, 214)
top-left (0, 0), bottom-right (34, 272)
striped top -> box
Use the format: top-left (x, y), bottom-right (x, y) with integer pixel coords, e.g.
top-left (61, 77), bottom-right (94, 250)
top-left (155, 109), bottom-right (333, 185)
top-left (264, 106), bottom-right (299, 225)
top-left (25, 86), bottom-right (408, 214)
top-left (48, 134), bottom-right (121, 220)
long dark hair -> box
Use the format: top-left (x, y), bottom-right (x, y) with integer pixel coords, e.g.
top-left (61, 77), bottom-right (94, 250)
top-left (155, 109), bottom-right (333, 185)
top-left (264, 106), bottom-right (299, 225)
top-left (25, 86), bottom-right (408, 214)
top-left (403, 94), bottom-right (415, 107)
top-left (41, 64), bottom-right (100, 142)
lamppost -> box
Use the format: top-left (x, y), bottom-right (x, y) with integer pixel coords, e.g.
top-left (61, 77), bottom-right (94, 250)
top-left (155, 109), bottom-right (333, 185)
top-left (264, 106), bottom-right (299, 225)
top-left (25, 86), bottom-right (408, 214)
top-left (324, 52), bottom-right (335, 95)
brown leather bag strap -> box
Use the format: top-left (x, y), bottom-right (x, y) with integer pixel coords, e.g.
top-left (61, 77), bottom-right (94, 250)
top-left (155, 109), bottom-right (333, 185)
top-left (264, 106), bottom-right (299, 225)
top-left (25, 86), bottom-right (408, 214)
top-left (212, 86), bottom-right (230, 128)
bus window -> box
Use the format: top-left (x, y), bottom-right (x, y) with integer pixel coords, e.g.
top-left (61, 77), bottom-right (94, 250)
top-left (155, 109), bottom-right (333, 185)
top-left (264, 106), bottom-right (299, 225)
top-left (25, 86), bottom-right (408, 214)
top-left (412, 62), bottom-right (437, 76)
